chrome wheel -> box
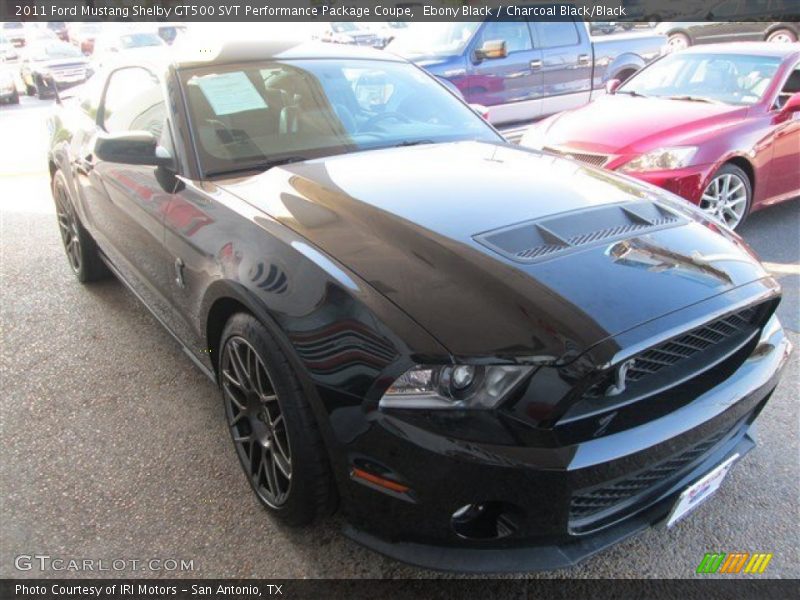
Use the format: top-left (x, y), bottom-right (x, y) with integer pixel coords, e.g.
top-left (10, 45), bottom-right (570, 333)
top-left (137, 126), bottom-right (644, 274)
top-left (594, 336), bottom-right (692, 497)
top-left (667, 33), bottom-right (690, 52)
top-left (54, 180), bottom-right (81, 273)
top-left (700, 172), bottom-right (748, 229)
top-left (222, 336), bottom-right (292, 508)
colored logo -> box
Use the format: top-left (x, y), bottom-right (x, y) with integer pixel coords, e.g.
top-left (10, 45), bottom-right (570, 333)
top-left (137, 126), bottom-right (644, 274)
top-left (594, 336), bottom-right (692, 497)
top-left (697, 552), bottom-right (773, 574)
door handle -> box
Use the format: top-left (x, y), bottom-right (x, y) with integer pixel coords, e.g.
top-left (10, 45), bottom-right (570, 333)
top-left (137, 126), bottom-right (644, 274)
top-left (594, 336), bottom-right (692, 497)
top-left (577, 54), bottom-right (591, 65)
top-left (529, 59), bottom-right (543, 70)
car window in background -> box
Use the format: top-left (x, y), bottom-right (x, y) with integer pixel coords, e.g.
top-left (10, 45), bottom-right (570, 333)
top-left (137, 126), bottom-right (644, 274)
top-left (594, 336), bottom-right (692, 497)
top-left (2, 22), bottom-right (24, 30)
top-left (619, 53), bottom-right (782, 105)
top-left (103, 67), bottom-right (165, 138)
top-left (119, 32), bottom-right (165, 49)
top-left (386, 23), bottom-right (480, 56)
top-left (183, 58), bottom-right (500, 176)
top-left (475, 20), bottom-right (533, 53)
top-left (537, 21), bottom-right (580, 48)
top-left (30, 42), bottom-right (83, 61)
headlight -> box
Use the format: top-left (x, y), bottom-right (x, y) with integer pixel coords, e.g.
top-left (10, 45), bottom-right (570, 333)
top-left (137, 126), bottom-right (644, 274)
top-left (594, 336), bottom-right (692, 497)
top-left (621, 147), bottom-right (697, 172)
top-left (379, 364), bottom-right (533, 410)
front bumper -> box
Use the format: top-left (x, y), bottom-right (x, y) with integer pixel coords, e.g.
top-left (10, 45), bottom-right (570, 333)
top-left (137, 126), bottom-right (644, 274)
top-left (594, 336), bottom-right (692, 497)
top-left (338, 316), bottom-right (790, 572)
top-left (623, 164), bottom-right (717, 206)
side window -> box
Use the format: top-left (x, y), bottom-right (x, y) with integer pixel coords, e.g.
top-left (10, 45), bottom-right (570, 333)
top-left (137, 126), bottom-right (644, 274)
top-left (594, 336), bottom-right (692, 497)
top-left (777, 66), bottom-right (800, 109)
top-left (102, 67), bottom-right (164, 136)
top-left (476, 20), bottom-right (533, 53)
top-left (537, 21), bottom-right (580, 48)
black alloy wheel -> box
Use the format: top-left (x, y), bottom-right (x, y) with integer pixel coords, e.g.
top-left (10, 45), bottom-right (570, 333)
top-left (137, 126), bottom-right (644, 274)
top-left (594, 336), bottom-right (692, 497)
top-left (218, 313), bottom-right (336, 525)
top-left (222, 335), bottom-right (293, 508)
top-left (53, 175), bottom-right (83, 275)
top-left (52, 170), bottom-right (108, 282)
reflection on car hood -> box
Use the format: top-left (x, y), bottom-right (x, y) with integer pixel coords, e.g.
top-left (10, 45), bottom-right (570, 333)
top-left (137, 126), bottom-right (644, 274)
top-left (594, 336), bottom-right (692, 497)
top-left (537, 95), bottom-right (748, 154)
top-left (218, 141), bottom-right (769, 361)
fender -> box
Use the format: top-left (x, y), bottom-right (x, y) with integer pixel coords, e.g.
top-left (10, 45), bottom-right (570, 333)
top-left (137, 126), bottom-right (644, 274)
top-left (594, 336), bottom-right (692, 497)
top-left (606, 53), bottom-right (646, 83)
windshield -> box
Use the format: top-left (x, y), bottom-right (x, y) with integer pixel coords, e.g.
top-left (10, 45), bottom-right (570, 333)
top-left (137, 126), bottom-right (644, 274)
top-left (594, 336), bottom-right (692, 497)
top-left (182, 58), bottom-right (500, 177)
top-left (331, 22), bottom-right (361, 33)
top-left (387, 22), bottom-right (480, 56)
top-left (32, 42), bottom-right (83, 60)
top-left (619, 53), bottom-right (782, 106)
top-left (119, 32), bottom-right (163, 49)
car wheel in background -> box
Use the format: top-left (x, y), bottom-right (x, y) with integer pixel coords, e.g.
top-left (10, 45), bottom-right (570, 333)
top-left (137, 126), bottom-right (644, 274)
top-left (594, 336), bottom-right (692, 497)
top-left (52, 170), bottom-right (109, 282)
top-left (25, 82), bottom-right (35, 96)
top-left (667, 32), bottom-right (691, 52)
top-left (699, 164), bottom-right (752, 231)
top-left (10, 90), bottom-right (19, 104)
top-left (219, 313), bottom-right (336, 526)
top-left (766, 29), bottom-right (797, 43)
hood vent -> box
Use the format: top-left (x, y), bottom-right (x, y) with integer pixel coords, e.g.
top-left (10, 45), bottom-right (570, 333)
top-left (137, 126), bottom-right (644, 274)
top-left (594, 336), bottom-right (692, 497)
top-left (475, 201), bottom-right (685, 264)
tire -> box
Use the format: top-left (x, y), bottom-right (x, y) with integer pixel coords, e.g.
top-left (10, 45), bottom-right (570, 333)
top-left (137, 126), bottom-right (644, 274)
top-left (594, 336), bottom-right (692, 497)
top-left (25, 82), bottom-right (35, 96)
top-left (766, 28), bottom-right (797, 44)
top-left (51, 170), bottom-right (109, 282)
top-left (219, 313), bottom-right (336, 526)
top-left (10, 90), bottom-right (19, 105)
top-left (667, 32), bottom-right (691, 53)
top-left (699, 163), bottom-right (752, 231)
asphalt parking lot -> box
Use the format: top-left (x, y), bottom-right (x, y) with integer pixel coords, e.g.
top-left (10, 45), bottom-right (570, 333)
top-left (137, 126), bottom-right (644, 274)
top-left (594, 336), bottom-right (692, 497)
top-left (1, 95), bottom-right (798, 579)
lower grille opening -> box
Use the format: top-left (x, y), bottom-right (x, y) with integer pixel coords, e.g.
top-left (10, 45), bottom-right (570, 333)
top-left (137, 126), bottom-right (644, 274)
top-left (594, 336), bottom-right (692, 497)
top-left (568, 416), bottom-right (749, 534)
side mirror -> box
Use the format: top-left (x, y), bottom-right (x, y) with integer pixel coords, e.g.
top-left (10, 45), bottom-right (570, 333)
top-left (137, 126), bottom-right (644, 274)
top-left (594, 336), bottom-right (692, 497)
top-left (780, 92), bottom-right (800, 115)
top-left (474, 40), bottom-right (507, 62)
top-left (605, 78), bottom-right (622, 95)
top-left (94, 130), bottom-right (173, 167)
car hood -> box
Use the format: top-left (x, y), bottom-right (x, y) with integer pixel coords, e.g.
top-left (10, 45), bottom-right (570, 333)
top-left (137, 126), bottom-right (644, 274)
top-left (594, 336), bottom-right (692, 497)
top-left (218, 141), bottom-right (768, 362)
top-left (535, 95), bottom-right (748, 155)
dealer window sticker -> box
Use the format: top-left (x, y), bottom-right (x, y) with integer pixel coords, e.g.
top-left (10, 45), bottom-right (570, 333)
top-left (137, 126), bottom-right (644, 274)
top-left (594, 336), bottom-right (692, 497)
top-left (193, 72), bottom-right (267, 116)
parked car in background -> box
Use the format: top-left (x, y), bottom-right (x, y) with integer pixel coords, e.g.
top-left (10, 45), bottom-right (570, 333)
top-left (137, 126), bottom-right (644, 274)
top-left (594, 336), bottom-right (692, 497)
top-left (386, 19), bottom-right (665, 128)
top-left (92, 30), bottom-right (167, 69)
top-left (46, 38), bottom-right (790, 573)
top-left (521, 44), bottom-right (800, 230)
top-left (369, 21), bottom-right (411, 46)
top-left (46, 22), bottom-right (69, 42)
top-left (315, 22), bottom-right (386, 48)
top-left (2, 22), bottom-right (26, 47)
top-left (68, 22), bottom-right (103, 55)
top-left (0, 33), bottom-right (20, 61)
top-left (156, 23), bottom-right (188, 45)
top-left (0, 66), bottom-right (19, 104)
top-left (657, 0), bottom-right (799, 51)
top-left (20, 40), bottom-right (92, 98)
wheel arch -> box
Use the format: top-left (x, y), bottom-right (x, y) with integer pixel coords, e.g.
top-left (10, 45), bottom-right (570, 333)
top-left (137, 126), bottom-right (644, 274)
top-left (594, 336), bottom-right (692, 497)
top-left (606, 54), bottom-right (645, 83)
top-left (723, 155), bottom-right (756, 194)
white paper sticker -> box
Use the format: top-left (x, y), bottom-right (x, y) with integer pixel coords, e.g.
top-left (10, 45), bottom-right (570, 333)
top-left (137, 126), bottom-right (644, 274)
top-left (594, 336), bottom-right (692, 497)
top-left (194, 72), bottom-right (267, 116)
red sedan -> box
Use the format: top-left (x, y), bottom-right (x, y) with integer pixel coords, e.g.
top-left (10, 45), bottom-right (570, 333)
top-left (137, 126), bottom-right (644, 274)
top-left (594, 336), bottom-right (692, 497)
top-left (521, 44), bottom-right (800, 230)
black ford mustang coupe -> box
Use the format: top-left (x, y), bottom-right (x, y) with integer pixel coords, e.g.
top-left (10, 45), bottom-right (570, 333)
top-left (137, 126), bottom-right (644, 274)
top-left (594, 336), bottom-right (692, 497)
top-left (47, 40), bottom-right (791, 572)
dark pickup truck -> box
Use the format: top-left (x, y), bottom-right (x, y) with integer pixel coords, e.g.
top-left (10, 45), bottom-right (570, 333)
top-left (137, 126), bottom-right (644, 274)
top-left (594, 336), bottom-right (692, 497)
top-left (387, 19), bottom-right (665, 134)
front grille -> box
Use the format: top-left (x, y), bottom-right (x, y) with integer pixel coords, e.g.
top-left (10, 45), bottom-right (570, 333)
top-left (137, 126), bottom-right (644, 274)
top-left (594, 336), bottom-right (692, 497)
top-left (626, 307), bottom-right (758, 383)
top-left (544, 146), bottom-right (609, 168)
top-left (570, 422), bottom-right (735, 525)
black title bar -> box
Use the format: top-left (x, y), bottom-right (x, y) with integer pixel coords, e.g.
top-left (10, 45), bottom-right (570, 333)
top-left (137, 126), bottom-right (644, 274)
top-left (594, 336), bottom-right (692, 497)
top-left (1, 0), bottom-right (799, 22)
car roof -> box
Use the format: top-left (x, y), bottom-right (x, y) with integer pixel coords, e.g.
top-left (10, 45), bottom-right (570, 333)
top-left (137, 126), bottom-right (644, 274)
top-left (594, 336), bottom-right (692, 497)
top-left (682, 42), bottom-right (800, 60)
top-left (172, 37), bottom-right (404, 70)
